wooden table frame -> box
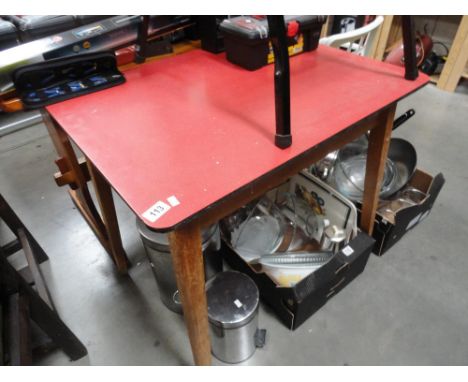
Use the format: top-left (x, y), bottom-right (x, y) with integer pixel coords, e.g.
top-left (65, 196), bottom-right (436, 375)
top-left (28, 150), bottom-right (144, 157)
top-left (42, 100), bottom-right (396, 365)
top-left (41, 110), bottom-right (129, 274)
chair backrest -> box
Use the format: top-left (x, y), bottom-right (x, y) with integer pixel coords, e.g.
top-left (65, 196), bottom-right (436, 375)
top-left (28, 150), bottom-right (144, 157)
top-left (319, 16), bottom-right (384, 57)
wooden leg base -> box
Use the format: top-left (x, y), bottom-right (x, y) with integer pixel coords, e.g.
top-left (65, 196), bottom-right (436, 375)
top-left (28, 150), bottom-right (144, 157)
top-left (169, 223), bottom-right (211, 366)
top-left (42, 110), bottom-right (129, 275)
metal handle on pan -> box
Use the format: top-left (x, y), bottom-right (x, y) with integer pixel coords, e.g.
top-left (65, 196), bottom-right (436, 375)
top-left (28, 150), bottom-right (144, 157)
top-left (393, 109), bottom-right (415, 131)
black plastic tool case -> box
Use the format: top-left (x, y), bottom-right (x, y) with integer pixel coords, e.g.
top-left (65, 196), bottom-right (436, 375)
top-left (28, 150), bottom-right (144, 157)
top-left (0, 19), bottom-right (19, 50)
top-left (219, 15), bottom-right (327, 70)
top-left (6, 15), bottom-right (77, 42)
top-left (13, 51), bottom-right (125, 109)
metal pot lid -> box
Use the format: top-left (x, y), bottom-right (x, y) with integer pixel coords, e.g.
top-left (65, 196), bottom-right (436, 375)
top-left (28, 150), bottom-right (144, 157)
top-left (206, 271), bottom-right (259, 329)
top-left (136, 218), bottom-right (217, 247)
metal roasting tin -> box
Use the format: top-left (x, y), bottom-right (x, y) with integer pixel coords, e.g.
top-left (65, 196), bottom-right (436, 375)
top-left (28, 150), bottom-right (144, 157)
top-left (206, 271), bottom-right (260, 364)
top-left (136, 219), bottom-right (222, 314)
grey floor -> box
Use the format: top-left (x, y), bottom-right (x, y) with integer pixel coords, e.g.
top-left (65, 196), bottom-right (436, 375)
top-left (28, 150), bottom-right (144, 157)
top-left (1, 83), bottom-right (467, 366)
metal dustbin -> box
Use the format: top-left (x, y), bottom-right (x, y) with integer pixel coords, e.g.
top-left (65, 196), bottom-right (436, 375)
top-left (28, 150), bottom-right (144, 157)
top-left (136, 219), bottom-right (222, 314)
top-left (206, 271), bottom-right (260, 363)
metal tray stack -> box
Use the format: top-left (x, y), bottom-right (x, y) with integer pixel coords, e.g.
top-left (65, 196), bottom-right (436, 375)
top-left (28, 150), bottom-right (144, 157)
top-left (221, 171), bottom-right (358, 287)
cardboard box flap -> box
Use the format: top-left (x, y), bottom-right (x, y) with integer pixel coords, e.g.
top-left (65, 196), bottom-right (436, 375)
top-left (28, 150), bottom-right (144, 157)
top-left (394, 172), bottom-right (445, 230)
top-left (424, 172), bottom-right (445, 208)
top-left (293, 233), bottom-right (374, 301)
top-left (409, 169), bottom-right (434, 192)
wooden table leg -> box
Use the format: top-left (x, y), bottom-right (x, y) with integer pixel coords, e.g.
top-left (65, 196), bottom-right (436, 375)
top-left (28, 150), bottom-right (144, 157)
top-left (42, 110), bottom-right (129, 273)
top-left (169, 223), bottom-right (211, 366)
top-left (42, 111), bottom-right (106, 233)
top-left (361, 104), bottom-right (397, 235)
top-left (87, 161), bottom-right (129, 274)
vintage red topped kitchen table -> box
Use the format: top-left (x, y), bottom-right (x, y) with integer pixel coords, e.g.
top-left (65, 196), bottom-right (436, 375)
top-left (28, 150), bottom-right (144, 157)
top-left (43, 45), bottom-right (429, 365)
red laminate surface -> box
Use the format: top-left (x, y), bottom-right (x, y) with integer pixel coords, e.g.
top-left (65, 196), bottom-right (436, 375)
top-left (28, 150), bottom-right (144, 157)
top-left (47, 46), bottom-right (429, 230)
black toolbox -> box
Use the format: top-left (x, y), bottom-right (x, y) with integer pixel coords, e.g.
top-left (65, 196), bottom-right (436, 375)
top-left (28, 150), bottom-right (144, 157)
top-left (220, 171), bottom-right (375, 330)
top-left (4, 15), bottom-right (77, 42)
top-left (13, 52), bottom-right (125, 109)
top-left (0, 19), bottom-right (19, 51)
top-left (219, 15), bottom-right (327, 70)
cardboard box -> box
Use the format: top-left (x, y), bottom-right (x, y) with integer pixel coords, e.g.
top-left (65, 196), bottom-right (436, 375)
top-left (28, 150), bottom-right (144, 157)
top-left (219, 172), bottom-right (375, 330)
top-left (221, 232), bottom-right (374, 330)
top-left (359, 169), bottom-right (445, 256)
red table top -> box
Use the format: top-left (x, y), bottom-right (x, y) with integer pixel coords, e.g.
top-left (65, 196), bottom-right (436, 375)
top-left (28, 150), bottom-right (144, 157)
top-left (47, 46), bottom-right (428, 230)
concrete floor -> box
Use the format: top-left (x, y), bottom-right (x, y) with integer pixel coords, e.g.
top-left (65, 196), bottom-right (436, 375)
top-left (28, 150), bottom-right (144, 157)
top-left (1, 83), bottom-right (467, 365)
